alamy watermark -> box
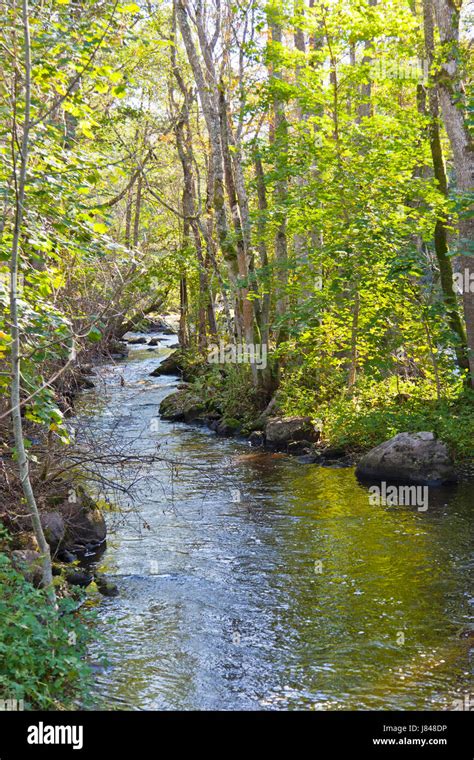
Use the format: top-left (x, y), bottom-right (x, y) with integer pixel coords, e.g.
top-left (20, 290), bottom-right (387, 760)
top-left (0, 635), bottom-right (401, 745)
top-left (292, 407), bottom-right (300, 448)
top-left (207, 341), bottom-right (268, 370)
top-left (370, 58), bottom-right (428, 83)
top-left (368, 481), bottom-right (429, 512)
top-left (450, 693), bottom-right (473, 711)
top-left (453, 268), bottom-right (474, 294)
top-left (0, 697), bottom-right (24, 711)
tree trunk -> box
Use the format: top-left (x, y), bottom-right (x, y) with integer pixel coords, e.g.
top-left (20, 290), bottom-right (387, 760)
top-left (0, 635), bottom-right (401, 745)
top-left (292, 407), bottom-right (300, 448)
top-left (433, 0), bottom-right (474, 384)
top-left (269, 13), bottom-right (289, 346)
top-left (254, 155), bottom-right (271, 348)
top-left (175, 0), bottom-right (240, 308)
top-left (179, 275), bottom-right (189, 347)
top-left (218, 88), bottom-right (254, 351)
top-left (124, 181), bottom-right (134, 249)
top-left (10, 0), bottom-right (55, 603)
top-left (132, 175), bottom-right (142, 248)
top-left (422, 0), bottom-right (469, 374)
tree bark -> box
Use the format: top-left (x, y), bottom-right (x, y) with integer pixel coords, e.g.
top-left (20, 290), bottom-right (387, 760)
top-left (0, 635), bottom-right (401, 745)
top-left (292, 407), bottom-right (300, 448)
top-left (269, 12), bottom-right (289, 346)
top-left (422, 0), bottom-right (469, 374)
top-left (433, 0), bottom-right (474, 383)
top-left (175, 0), bottom-right (239, 301)
top-left (10, 0), bottom-right (55, 603)
top-left (132, 175), bottom-right (142, 248)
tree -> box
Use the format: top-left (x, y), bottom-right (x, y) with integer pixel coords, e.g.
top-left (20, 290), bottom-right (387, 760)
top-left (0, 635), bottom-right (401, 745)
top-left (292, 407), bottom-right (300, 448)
top-left (433, 0), bottom-right (474, 384)
top-left (8, 0), bottom-right (55, 602)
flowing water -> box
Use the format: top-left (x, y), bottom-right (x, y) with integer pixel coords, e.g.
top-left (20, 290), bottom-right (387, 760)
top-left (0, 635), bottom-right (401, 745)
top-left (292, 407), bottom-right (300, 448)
top-left (76, 334), bottom-right (473, 711)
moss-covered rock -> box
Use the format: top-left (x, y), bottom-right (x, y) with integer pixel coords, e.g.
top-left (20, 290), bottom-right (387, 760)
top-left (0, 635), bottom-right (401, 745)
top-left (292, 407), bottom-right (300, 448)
top-left (265, 416), bottom-right (320, 449)
top-left (215, 417), bottom-right (241, 437)
top-left (150, 349), bottom-right (205, 381)
top-left (159, 390), bottom-right (206, 422)
top-left (61, 487), bottom-right (106, 551)
top-left (95, 572), bottom-right (119, 597)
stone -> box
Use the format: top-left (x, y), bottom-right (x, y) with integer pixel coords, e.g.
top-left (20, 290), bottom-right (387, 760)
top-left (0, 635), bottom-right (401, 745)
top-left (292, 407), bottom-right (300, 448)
top-left (249, 430), bottom-right (265, 447)
top-left (150, 350), bottom-right (202, 381)
top-left (75, 375), bottom-right (95, 390)
top-left (64, 568), bottom-right (93, 587)
top-left (355, 432), bottom-right (456, 485)
top-left (159, 391), bottom-right (205, 422)
top-left (265, 416), bottom-right (320, 449)
top-left (296, 454), bottom-right (321, 464)
top-left (215, 418), bottom-right (241, 437)
top-left (15, 512), bottom-right (65, 552)
top-left (109, 340), bottom-right (128, 359)
top-left (62, 489), bottom-right (106, 550)
top-left (127, 336), bottom-right (148, 345)
top-left (57, 548), bottom-right (77, 563)
top-left (14, 532), bottom-right (40, 552)
top-left (41, 512), bottom-right (65, 551)
top-left (11, 550), bottom-right (44, 587)
top-left (320, 447), bottom-right (346, 460)
top-left (287, 440), bottom-right (313, 456)
top-left (150, 351), bottom-right (181, 377)
top-left (95, 573), bottom-right (119, 597)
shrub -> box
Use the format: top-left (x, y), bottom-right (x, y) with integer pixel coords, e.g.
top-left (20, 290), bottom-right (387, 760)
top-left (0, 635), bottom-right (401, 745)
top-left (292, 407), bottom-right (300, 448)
top-left (0, 547), bottom-right (96, 710)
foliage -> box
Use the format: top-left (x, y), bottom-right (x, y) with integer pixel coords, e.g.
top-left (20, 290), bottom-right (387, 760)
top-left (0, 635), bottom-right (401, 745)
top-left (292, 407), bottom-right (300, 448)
top-left (193, 363), bottom-right (265, 427)
top-left (279, 375), bottom-right (474, 460)
top-left (0, 0), bottom-right (473, 710)
top-left (0, 545), bottom-right (96, 710)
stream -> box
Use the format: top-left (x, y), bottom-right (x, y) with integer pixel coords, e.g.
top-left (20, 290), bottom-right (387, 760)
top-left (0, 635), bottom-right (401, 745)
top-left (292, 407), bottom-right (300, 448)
top-left (76, 333), bottom-right (473, 711)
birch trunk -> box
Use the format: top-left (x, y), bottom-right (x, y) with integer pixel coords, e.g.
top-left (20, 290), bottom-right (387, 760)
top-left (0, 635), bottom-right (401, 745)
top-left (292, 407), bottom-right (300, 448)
top-left (10, 0), bottom-right (55, 603)
top-left (175, 0), bottom-right (239, 298)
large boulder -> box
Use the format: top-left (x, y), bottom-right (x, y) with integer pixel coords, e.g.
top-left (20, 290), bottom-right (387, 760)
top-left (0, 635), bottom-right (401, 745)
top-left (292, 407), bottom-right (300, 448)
top-left (61, 489), bottom-right (106, 550)
top-left (14, 511), bottom-right (65, 552)
top-left (355, 432), bottom-right (456, 485)
top-left (214, 417), bottom-right (241, 437)
top-left (265, 416), bottom-right (320, 450)
top-left (150, 350), bottom-right (203, 381)
top-left (159, 390), bottom-right (205, 423)
top-left (41, 512), bottom-right (65, 552)
top-left (150, 350), bottom-right (182, 377)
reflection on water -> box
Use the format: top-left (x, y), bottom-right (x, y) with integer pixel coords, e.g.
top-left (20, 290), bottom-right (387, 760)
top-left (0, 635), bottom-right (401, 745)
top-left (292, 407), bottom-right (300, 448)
top-left (76, 334), bottom-right (473, 710)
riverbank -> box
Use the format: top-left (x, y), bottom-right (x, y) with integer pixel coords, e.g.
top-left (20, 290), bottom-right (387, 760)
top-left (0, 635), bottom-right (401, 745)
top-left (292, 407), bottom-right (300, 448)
top-left (152, 345), bottom-right (474, 478)
top-left (2, 319), bottom-right (472, 710)
top-left (80, 332), bottom-right (473, 710)
top-left (0, 332), bottom-right (137, 709)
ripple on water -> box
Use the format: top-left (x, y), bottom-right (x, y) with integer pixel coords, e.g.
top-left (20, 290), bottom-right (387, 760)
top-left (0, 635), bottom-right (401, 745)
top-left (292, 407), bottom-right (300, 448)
top-left (79, 335), bottom-right (474, 711)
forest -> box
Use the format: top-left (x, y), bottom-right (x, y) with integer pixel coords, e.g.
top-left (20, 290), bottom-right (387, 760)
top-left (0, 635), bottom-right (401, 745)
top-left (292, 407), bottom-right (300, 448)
top-left (0, 0), bottom-right (473, 714)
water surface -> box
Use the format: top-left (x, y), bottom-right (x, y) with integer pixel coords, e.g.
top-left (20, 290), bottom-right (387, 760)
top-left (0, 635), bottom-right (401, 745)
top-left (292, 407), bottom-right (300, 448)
top-left (77, 335), bottom-right (473, 710)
